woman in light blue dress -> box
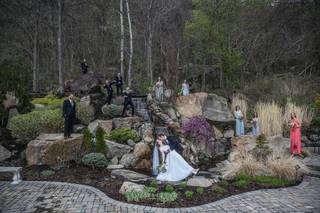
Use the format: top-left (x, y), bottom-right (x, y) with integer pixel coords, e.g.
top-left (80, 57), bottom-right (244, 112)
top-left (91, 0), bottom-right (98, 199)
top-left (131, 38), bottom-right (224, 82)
top-left (251, 112), bottom-right (259, 136)
top-left (181, 80), bottom-right (190, 96)
top-left (234, 105), bottom-right (245, 136)
top-left (155, 77), bottom-right (164, 101)
top-left (156, 139), bottom-right (198, 182)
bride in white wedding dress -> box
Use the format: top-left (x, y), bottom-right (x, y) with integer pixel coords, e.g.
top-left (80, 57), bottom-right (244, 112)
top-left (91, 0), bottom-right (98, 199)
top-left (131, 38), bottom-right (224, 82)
top-left (156, 138), bottom-right (198, 182)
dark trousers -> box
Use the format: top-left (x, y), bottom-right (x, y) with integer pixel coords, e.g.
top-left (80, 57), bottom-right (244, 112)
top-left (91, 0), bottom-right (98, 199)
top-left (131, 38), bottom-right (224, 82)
top-left (106, 92), bottom-right (113, 105)
top-left (64, 116), bottom-right (74, 137)
top-left (122, 101), bottom-right (134, 116)
top-left (116, 85), bottom-right (123, 96)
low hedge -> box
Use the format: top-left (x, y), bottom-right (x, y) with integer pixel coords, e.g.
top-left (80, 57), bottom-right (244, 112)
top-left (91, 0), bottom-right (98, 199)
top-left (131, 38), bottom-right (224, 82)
top-left (81, 153), bottom-right (108, 168)
top-left (8, 109), bottom-right (64, 141)
top-left (32, 95), bottom-right (67, 108)
top-left (76, 103), bottom-right (95, 125)
top-left (106, 128), bottom-right (139, 144)
top-left (101, 104), bottom-right (123, 119)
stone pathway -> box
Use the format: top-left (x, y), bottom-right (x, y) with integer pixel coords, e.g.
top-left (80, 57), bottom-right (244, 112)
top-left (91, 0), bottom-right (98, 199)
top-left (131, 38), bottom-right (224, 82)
top-left (1, 176), bottom-right (320, 213)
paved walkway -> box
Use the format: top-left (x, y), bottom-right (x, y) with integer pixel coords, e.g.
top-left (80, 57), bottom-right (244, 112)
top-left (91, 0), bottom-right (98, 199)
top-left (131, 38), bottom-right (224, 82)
top-left (1, 176), bottom-right (320, 213)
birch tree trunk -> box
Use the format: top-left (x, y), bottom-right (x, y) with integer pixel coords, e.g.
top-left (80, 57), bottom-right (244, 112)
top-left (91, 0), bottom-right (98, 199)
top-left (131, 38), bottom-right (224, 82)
top-left (120, 0), bottom-right (124, 80)
top-left (32, 22), bottom-right (38, 92)
top-left (146, 0), bottom-right (154, 83)
top-left (57, 0), bottom-right (64, 93)
top-left (147, 24), bottom-right (153, 82)
top-left (126, 0), bottom-right (133, 87)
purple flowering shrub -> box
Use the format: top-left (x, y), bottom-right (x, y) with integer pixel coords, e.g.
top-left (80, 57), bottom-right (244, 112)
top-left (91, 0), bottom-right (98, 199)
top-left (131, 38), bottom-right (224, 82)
top-left (181, 116), bottom-right (212, 143)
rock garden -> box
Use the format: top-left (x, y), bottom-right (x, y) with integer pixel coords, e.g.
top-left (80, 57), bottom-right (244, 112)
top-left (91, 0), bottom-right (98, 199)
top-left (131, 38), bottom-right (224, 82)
top-left (1, 78), bottom-right (319, 208)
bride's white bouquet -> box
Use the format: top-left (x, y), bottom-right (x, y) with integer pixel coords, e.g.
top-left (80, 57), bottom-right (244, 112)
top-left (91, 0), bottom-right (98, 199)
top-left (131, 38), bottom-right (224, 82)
top-left (158, 163), bottom-right (167, 173)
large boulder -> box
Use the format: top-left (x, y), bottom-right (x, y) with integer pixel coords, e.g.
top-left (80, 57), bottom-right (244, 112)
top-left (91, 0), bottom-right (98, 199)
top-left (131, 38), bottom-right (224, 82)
top-left (26, 133), bottom-right (83, 166)
top-left (267, 135), bottom-right (290, 152)
top-left (138, 123), bottom-right (154, 145)
top-left (111, 169), bottom-right (151, 182)
top-left (105, 140), bottom-right (133, 159)
top-left (187, 176), bottom-right (213, 188)
top-left (223, 129), bottom-right (235, 139)
top-left (203, 94), bottom-right (234, 127)
top-left (0, 145), bottom-right (11, 162)
top-left (133, 142), bottom-right (151, 159)
top-left (175, 92), bottom-right (208, 120)
top-left (213, 126), bottom-right (223, 139)
top-left (68, 72), bottom-right (101, 95)
top-left (120, 153), bottom-right (138, 168)
top-left (119, 181), bottom-right (145, 194)
top-left (2, 93), bottom-right (18, 109)
top-left (134, 159), bottom-right (152, 170)
top-left (88, 120), bottom-right (113, 135)
top-left (112, 117), bottom-right (143, 129)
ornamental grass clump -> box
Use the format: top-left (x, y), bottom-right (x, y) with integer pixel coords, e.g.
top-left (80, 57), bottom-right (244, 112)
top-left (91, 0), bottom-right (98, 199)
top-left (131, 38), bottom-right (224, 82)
top-left (254, 101), bottom-right (283, 136)
top-left (266, 149), bottom-right (308, 181)
top-left (181, 116), bottom-right (212, 143)
top-left (284, 101), bottom-right (314, 127)
top-left (223, 147), bottom-right (265, 180)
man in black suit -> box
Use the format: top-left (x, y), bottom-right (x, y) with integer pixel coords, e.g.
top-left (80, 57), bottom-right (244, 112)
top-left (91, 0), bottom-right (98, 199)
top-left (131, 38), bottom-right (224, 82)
top-left (115, 73), bottom-right (123, 96)
top-left (62, 94), bottom-right (76, 139)
top-left (103, 79), bottom-right (115, 105)
top-left (81, 58), bottom-right (88, 74)
top-left (122, 87), bottom-right (134, 117)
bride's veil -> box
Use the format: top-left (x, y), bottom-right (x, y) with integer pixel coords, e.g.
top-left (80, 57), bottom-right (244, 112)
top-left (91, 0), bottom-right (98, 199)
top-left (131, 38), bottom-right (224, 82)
top-left (152, 142), bottom-right (159, 176)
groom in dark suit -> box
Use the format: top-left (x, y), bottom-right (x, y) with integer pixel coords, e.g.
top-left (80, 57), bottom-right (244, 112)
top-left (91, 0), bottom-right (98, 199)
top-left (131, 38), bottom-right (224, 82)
top-left (62, 94), bottom-right (76, 139)
top-left (159, 134), bottom-right (183, 155)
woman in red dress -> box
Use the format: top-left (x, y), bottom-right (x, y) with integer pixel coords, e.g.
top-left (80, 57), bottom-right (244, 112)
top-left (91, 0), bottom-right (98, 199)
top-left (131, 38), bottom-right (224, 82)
top-left (289, 112), bottom-right (302, 155)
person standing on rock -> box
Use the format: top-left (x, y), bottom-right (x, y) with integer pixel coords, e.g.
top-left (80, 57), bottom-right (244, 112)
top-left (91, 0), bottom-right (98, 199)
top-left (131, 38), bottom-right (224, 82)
top-left (81, 58), bottom-right (88, 74)
top-left (115, 73), bottom-right (123, 96)
top-left (62, 94), bottom-right (76, 139)
top-left (234, 105), bottom-right (245, 136)
top-left (104, 79), bottom-right (115, 105)
top-left (155, 77), bottom-right (164, 102)
top-left (181, 80), bottom-right (190, 96)
top-left (122, 87), bottom-right (134, 117)
top-left (251, 112), bottom-right (260, 136)
top-left (289, 112), bottom-right (302, 156)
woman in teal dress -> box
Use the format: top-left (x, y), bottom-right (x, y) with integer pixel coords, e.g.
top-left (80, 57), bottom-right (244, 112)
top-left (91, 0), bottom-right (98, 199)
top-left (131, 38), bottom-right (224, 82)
top-left (234, 105), bottom-right (245, 136)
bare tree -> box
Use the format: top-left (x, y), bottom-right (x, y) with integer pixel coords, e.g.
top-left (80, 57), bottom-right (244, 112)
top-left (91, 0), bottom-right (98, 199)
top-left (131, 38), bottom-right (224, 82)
top-left (126, 0), bottom-right (133, 87)
top-left (120, 0), bottom-right (125, 79)
top-left (57, 0), bottom-right (64, 93)
top-left (32, 20), bottom-right (39, 92)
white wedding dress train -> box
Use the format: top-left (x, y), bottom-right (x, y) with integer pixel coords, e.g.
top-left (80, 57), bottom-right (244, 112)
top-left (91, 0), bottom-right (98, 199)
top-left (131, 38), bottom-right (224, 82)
top-left (156, 150), bottom-right (195, 182)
